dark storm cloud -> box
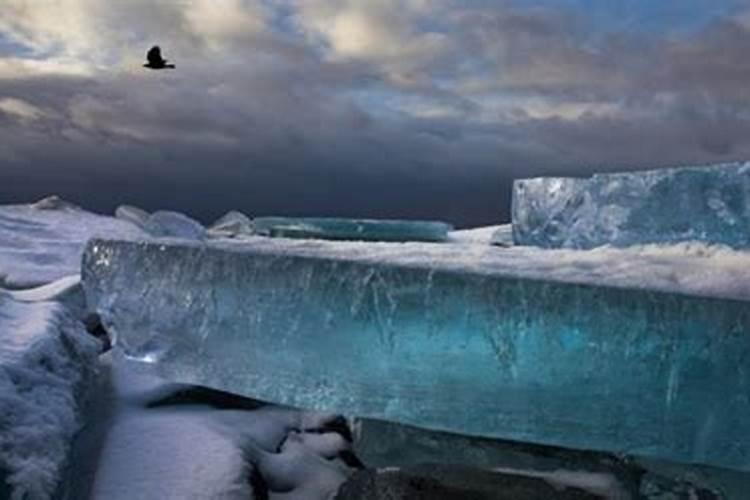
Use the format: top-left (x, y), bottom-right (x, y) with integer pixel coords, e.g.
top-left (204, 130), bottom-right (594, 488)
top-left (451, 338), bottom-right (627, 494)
top-left (1, 1), bottom-right (749, 226)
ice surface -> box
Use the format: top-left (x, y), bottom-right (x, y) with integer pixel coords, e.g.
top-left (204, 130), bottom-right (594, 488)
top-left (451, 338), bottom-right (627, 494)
top-left (83, 236), bottom-right (750, 471)
top-left (0, 291), bottom-right (100, 500)
top-left (335, 465), bottom-right (608, 500)
top-left (143, 211), bottom-right (206, 240)
top-left (253, 217), bottom-right (453, 242)
top-left (491, 224), bottom-right (513, 246)
top-left (208, 210), bottom-right (254, 239)
top-left (449, 224), bottom-right (513, 246)
top-left (0, 202), bottom-right (148, 288)
top-left (114, 205), bottom-right (149, 228)
top-left (350, 418), bottom-right (745, 498)
top-left (513, 161), bottom-right (750, 249)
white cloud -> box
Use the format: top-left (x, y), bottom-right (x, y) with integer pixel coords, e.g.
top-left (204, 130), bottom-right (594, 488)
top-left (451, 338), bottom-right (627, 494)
top-left (184, 0), bottom-right (268, 50)
top-left (0, 97), bottom-right (46, 121)
top-left (293, 0), bottom-right (448, 81)
top-left (0, 57), bottom-right (92, 79)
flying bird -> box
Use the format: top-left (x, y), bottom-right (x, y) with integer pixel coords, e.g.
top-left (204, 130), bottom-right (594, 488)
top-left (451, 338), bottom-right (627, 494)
top-left (143, 46), bottom-right (175, 69)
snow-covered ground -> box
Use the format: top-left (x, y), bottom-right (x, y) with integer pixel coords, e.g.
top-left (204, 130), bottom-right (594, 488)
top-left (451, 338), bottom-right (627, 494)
top-left (0, 200), bottom-right (147, 288)
top-left (0, 290), bottom-right (100, 499)
top-left (59, 356), bottom-right (353, 500)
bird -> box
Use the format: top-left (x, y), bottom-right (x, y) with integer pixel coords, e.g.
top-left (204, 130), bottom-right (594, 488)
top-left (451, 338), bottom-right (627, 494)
top-left (143, 46), bottom-right (175, 70)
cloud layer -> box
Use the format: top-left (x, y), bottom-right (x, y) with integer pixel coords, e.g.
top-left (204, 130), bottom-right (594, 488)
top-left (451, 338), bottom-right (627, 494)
top-left (1, 0), bottom-right (749, 225)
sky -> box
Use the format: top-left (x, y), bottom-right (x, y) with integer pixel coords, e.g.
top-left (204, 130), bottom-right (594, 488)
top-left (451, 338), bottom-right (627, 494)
top-left (1, 0), bottom-right (749, 227)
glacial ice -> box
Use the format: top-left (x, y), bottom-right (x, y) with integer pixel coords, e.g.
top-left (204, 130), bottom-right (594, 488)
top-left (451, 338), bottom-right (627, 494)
top-left (0, 290), bottom-right (100, 499)
top-left (253, 217), bottom-right (452, 242)
top-left (143, 211), bottom-right (206, 240)
top-left (208, 210), bottom-right (254, 239)
top-left (447, 224), bottom-right (513, 247)
top-left (513, 161), bottom-right (750, 249)
top-left (114, 205), bottom-right (150, 228)
top-left (83, 237), bottom-right (750, 471)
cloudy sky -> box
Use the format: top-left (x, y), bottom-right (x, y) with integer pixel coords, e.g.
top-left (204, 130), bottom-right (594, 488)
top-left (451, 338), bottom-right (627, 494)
top-left (1, 0), bottom-right (749, 226)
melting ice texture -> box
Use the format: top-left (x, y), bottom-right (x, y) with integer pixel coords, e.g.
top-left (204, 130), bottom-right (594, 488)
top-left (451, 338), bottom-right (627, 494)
top-left (82, 237), bottom-right (750, 472)
top-left (513, 161), bottom-right (750, 249)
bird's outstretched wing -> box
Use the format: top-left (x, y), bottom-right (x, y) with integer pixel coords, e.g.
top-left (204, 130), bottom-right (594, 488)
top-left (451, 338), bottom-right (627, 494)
top-left (147, 46), bottom-right (162, 65)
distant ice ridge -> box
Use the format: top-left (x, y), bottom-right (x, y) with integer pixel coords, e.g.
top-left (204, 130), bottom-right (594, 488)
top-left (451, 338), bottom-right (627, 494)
top-left (0, 289), bottom-right (100, 499)
top-left (253, 217), bottom-right (453, 242)
top-left (83, 236), bottom-right (750, 471)
top-left (208, 211), bottom-right (254, 239)
top-left (513, 161), bottom-right (750, 249)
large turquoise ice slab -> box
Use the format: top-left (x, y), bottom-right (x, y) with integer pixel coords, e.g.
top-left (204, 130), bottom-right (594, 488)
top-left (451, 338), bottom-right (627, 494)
top-left (513, 162), bottom-right (750, 249)
top-left (253, 217), bottom-right (452, 242)
top-left (82, 238), bottom-right (750, 472)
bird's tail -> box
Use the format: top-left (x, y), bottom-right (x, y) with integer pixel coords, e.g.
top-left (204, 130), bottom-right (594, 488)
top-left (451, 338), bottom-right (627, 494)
top-left (166, 64), bottom-right (175, 69)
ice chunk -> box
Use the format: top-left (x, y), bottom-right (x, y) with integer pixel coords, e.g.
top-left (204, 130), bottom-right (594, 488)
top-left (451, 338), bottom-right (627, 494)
top-left (31, 195), bottom-right (81, 211)
top-left (143, 211), bottom-right (206, 240)
top-left (0, 292), bottom-right (100, 499)
top-left (350, 418), bottom-right (743, 498)
top-left (335, 465), bottom-right (606, 500)
top-left (208, 210), bottom-right (254, 239)
top-left (253, 217), bottom-right (452, 242)
top-left (513, 161), bottom-right (750, 249)
top-left (491, 224), bottom-right (513, 247)
top-left (82, 237), bottom-right (750, 471)
top-left (114, 205), bottom-right (150, 228)
top-left (448, 225), bottom-right (510, 246)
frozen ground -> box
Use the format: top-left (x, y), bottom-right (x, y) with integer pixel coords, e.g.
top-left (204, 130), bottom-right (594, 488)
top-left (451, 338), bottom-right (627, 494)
top-left (0, 200), bottom-right (147, 288)
top-left (0, 290), bottom-right (100, 499)
top-left (59, 355), bottom-right (353, 500)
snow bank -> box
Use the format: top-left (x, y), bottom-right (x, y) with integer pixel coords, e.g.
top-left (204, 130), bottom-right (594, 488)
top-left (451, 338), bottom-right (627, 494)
top-left (64, 356), bottom-right (353, 500)
top-left (0, 200), bottom-right (148, 288)
top-left (448, 224), bottom-right (513, 246)
top-left (0, 292), bottom-right (101, 499)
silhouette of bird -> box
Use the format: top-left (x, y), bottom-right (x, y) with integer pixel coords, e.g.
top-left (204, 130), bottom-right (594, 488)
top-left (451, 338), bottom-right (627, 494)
top-left (143, 46), bottom-right (175, 69)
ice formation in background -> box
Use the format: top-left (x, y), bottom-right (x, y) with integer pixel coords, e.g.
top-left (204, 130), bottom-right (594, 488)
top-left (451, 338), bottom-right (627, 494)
top-left (0, 291), bottom-right (101, 499)
top-left (114, 205), bottom-right (150, 228)
top-left (83, 237), bottom-right (750, 471)
top-left (513, 161), bottom-right (750, 249)
top-left (142, 211), bottom-right (206, 240)
top-left (253, 217), bottom-right (453, 242)
top-left (208, 211), bottom-right (254, 239)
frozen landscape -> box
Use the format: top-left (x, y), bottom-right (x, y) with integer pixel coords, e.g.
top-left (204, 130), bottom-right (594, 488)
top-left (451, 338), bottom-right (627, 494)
top-left (1, 162), bottom-right (750, 499)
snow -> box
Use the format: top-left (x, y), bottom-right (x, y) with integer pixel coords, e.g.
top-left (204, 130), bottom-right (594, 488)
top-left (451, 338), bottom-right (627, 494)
top-left (127, 235), bottom-right (750, 303)
top-left (60, 356), bottom-right (353, 500)
top-left (448, 224), bottom-right (513, 246)
top-left (0, 291), bottom-right (101, 500)
top-left (448, 225), bottom-right (503, 244)
top-left (0, 200), bottom-right (148, 288)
